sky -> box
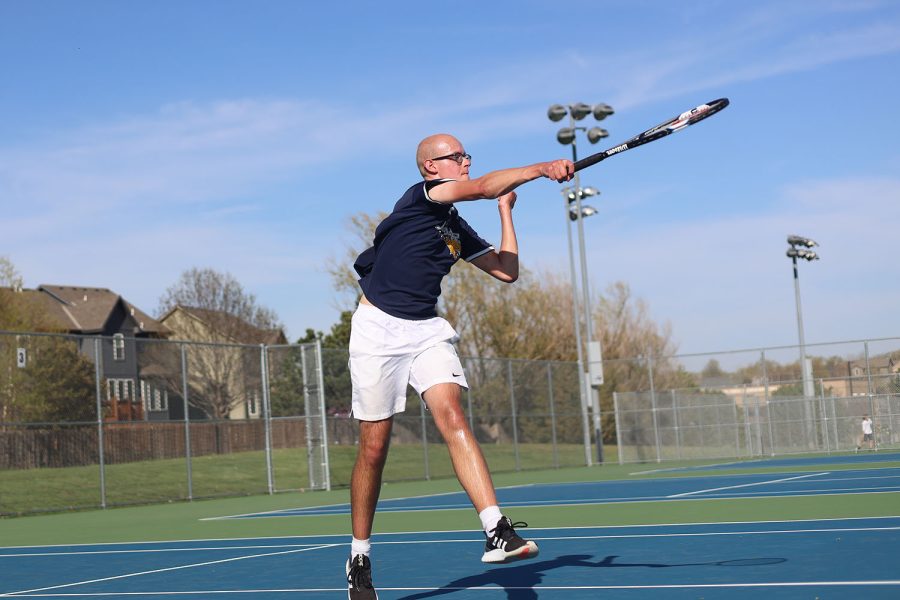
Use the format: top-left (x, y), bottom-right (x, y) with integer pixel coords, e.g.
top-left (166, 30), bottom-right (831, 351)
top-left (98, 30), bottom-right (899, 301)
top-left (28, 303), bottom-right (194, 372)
top-left (1, 0), bottom-right (899, 366)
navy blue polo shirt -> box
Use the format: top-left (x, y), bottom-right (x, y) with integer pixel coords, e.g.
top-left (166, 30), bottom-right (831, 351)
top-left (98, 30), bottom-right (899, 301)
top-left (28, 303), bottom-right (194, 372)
top-left (354, 179), bottom-right (493, 320)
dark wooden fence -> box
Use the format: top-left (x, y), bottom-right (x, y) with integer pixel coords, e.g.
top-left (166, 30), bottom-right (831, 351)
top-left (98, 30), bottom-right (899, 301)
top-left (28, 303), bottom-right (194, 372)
top-left (0, 419), bottom-right (313, 470)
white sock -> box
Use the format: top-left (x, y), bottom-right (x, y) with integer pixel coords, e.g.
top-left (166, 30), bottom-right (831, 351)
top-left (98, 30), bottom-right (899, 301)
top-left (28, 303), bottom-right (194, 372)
top-left (479, 505), bottom-right (503, 536)
top-left (351, 537), bottom-right (371, 558)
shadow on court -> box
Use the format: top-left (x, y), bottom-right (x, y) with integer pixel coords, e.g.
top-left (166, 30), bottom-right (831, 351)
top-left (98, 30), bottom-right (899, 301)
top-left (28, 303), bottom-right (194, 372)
top-left (397, 554), bottom-right (787, 600)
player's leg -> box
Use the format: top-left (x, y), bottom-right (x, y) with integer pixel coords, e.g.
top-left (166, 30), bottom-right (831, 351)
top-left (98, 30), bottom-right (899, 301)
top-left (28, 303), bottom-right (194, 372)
top-left (422, 382), bottom-right (496, 511)
top-left (346, 417), bottom-right (392, 600)
top-left (424, 382), bottom-right (539, 563)
top-left (412, 343), bottom-right (538, 564)
top-left (347, 304), bottom-right (413, 600)
top-left (351, 417), bottom-right (394, 539)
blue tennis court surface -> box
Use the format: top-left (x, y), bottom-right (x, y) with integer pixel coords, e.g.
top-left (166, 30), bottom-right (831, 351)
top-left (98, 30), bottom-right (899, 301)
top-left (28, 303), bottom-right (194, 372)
top-left (3, 517), bottom-right (899, 598)
top-left (211, 466), bottom-right (900, 519)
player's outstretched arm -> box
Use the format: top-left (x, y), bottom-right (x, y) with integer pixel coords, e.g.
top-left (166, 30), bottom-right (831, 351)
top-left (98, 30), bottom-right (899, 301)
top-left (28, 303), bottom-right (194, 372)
top-left (429, 160), bottom-right (573, 203)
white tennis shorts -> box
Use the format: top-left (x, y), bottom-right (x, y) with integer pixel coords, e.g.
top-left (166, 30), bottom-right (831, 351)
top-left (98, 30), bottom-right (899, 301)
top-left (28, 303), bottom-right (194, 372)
top-left (348, 302), bottom-right (468, 421)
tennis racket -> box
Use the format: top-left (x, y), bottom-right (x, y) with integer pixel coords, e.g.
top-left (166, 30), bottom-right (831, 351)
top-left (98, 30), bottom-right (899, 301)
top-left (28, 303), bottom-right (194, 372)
top-left (573, 98), bottom-right (729, 173)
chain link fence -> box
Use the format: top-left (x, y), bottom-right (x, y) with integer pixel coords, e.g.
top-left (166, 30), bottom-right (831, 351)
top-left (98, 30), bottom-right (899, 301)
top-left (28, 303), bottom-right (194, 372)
top-left (612, 339), bottom-right (900, 463)
top-left (0, 331), bottom-right (585, 515)
top-left (2, 330), bottom-right (898, 515)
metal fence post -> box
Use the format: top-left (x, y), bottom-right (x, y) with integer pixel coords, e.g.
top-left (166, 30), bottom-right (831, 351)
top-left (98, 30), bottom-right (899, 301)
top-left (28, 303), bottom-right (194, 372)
top-left (507, 360), bottom-right (520, 471)
top-left (613, 391), bottom-right (623, 465)
top-left (260, 344), bottom-right (274, 495)
top-left (314, 338), bottom-right (331, 491)
top-left (761, 350), bottom-right (774, 456)
top-left (180, 343), bottom-right (193, 500)
top-left (741, 386), bottom-right (752, 456)
top-left (733, 386), bottom-right (741, 457)
top-left (647, 354), bottom-right (661, 463)
top-left (547, 362), bottom-right (559, 469)
top-left (420, 396), bottom-right (430, 480)
top-left (672, 390), bottom-right (682, 460)
top-left (93, 338), bottom-right (107, 509)
top-left (580, 368), bottom-right (593, 468)
top-left (864, 342), bottom-right (876, 433)
top-left (466, 383), bottom-right (474, 433)
top-left (818, 379), bottom-right (830, 453)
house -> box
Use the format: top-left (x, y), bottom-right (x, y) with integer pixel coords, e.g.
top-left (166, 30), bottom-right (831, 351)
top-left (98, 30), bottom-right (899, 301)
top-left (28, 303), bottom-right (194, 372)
top-left (1, 285), bottom-right (171, 421)
top-left (833, 356), bottom-right (900, 397)
top-left (159, 306), bottom-right (287, 420)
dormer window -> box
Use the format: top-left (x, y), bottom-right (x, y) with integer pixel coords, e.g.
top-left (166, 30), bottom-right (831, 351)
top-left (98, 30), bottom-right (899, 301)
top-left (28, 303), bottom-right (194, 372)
top-left (113, 334), bottom-right (125, 361)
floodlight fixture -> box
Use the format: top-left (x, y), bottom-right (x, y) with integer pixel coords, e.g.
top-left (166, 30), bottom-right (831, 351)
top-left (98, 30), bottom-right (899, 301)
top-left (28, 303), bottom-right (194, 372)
top-left (570, 102), bottom-right (593, 120)
top-left (547, 104), bottom-right (568, 122)
top-left (592, 103), bottom-right (614, 120)
top-left (569, 205), bottom-right (599, 221)
top-left (786, 248), bottom-right (819, 261)
top-left (787, 235), bottom-right (818, 248)
top-left (556, 127), bottom-right (576, 145)
top-left (564, 186), bottom-right (600, 203)
top-left (587, 127), bottom-right (609, 144)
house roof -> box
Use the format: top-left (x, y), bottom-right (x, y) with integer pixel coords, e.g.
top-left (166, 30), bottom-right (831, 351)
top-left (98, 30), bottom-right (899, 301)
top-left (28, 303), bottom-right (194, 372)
top-left (161, 305), bottom-right (286, 345)
top-left (850, 356), bottom-right (895, 370)
top-left (2, 285), bottom-right (168, 336)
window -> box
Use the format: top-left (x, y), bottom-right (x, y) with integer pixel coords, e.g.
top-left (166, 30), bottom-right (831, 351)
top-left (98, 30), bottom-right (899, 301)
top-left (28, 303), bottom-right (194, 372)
top-left (107, 379), bottom-right (134, 402)
top-left (247, 390), bottom-right (260, 418)
top-left (112, 334), bottom-right (125, 361)
top-left (140, 380), bottom-right (169, 412)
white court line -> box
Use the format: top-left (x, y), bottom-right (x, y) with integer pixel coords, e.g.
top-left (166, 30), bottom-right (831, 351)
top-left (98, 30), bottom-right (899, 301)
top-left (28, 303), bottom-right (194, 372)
top-left (0, 544), bottom-right (338, 597)
top-left (667, 472), bottom-right (828, 498)
top-left (3, 581), bottom-right (900, 595)
top-left (630, 459), bottom-right (752, 475)
top-left (202, 482), bottom-right (536, 521)
top-left (697, 485), bottom-right (900, 498)
top-left (632, 462), bottom-right (900, 476)
top-left (6, 525), bottom-right (900, 562)
top-left (0, 543), bottom-right (327, 559)
top-left (4, 515), bottom-right (899, 552)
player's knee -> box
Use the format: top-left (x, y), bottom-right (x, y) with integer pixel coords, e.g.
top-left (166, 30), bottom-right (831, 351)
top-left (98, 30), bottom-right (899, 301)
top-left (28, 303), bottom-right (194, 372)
top-left (358, 436), bottom-right (390, 467)
top-left (434, 404), bottom-right (469, 434)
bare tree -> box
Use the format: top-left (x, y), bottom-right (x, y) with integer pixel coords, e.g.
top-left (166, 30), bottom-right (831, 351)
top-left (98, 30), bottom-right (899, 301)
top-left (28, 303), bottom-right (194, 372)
top-left (326, 211), bottom-right (389, 310)
top-left (331, 212), bottom-right (686, 446)
top-left (155, 268), bottom-right (282, 421)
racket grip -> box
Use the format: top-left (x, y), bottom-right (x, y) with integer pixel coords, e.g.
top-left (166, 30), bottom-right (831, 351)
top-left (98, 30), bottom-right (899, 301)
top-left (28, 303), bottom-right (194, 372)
top-left (572, 152), bottom-right (607, 173)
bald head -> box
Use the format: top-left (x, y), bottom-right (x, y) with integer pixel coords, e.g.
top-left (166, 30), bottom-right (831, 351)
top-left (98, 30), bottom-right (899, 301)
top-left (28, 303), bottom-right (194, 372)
top-left (416, 134), bottom-right (461, 178)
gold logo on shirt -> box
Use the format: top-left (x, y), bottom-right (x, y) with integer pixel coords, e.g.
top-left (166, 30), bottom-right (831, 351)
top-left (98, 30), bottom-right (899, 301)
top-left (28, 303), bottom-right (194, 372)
top-left (435, 224), bottom-right (461, 259)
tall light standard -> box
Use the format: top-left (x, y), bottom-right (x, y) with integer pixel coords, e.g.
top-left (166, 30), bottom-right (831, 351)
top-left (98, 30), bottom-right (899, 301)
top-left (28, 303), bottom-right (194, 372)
top-left (548, 102), bottom-right (613, 464)
top-left (787, 235), bottom-right (819, 446)
top-left (786, 235), bottom-right (819, 397)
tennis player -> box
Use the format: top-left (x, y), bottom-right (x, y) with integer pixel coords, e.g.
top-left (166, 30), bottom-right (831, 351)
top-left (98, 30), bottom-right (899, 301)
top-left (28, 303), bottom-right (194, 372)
top-left (344, 133), bottom-right (573, 599)
top-left (857, 414), bottom-right (875, 451)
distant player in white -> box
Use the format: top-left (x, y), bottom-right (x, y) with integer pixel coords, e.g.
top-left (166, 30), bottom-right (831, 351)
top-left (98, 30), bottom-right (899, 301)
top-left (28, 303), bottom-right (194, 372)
top-left (857, 414), bottom-right (875, 451)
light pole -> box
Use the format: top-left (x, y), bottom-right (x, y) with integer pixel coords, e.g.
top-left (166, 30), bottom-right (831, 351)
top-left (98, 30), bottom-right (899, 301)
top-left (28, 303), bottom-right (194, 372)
top-left (549, 102), bottom-right (613, 464)
top-left (786, 235), bottom-right (819, 397)
top-left (786, 235), bottom-right (819, 446)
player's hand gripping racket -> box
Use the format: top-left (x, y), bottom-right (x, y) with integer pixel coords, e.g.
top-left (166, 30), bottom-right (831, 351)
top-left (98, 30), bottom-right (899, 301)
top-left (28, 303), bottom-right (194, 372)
top-left (573, 98), bottom-right (729, 173)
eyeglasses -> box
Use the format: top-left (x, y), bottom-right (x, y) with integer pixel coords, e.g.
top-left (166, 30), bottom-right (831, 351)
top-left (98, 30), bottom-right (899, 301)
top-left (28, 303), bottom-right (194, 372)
top-left (429, 152), bottom-right (471, 165)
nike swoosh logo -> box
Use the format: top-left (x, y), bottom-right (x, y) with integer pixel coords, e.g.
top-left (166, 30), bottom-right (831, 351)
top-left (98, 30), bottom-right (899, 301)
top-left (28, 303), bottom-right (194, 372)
top-left (452, 373), bottom-right (462, 377)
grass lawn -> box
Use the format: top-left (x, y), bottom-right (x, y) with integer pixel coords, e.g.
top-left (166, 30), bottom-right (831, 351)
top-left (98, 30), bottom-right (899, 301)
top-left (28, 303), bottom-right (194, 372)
top-left (0, 443), bottom-right (594, 516)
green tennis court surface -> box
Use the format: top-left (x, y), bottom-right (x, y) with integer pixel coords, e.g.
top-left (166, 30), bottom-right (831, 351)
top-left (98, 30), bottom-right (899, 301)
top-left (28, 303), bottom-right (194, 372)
top-left (2, 452), bottom-right (898, 598)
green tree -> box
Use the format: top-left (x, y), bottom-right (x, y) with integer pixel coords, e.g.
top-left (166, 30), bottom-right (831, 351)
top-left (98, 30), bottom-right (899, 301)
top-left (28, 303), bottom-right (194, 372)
top-left (702, 359), bottom-right (725, 379)
top-left (2, 336), bottom-right (96, 424)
